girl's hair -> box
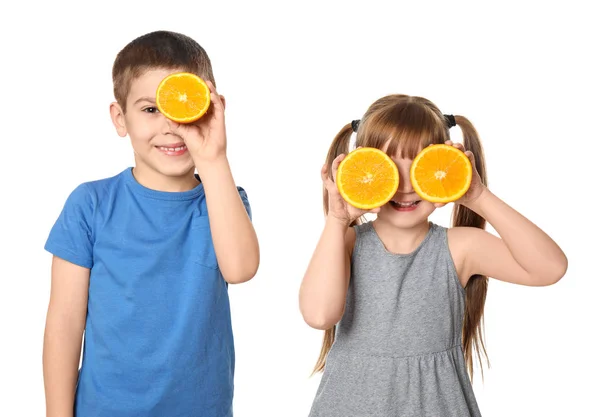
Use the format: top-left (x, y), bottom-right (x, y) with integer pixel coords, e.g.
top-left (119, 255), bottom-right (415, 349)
top-left (316, 94), bottom-right (489, 380)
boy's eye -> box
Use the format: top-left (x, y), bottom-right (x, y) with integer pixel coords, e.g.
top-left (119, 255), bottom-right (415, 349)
top-left (144, 107), bottom-right (159, 113)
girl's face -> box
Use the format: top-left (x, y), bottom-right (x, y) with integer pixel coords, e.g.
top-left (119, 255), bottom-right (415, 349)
top-left (376, 144), bottom-right (437, 229)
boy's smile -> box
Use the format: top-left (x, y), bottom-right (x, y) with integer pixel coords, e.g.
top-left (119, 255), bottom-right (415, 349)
top-left (156, 142), bottom-right (188, 156)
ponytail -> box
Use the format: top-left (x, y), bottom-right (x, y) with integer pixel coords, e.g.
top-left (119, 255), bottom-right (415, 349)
top-left (452, 115), bottom-right (490, 380)
top-left (313, 122), bottom-right (361, 374)
top-left (322, 123), bottom-right (355, 216)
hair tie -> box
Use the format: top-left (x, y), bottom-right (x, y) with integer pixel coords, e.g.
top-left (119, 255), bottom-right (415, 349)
top-left (444, 114), bottom-right (456, 128)
top-left (351, 119), bottom-right (360, 132)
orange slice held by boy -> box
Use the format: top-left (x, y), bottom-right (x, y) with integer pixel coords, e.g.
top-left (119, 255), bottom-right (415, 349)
top-left (156, 72), bottom-right (211, 124)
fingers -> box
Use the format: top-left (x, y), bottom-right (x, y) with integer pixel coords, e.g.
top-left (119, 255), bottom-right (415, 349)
top-left (453, 143), bottom-right (465, 152)
top-left (167, 119), bottom-right (180, 131)
top-left (433, 202), bottom-right (447, 209)
top-left (167, 119), bottom-right (187, 137)
top-left (465, 150), bottom-right (476, 169)
top-left (321, 163), bottom-right (330, 183)
top-left (205, 81), bottom-right (224, 114)
top-left (321, 159), bottom-right (338, 188)
top-left (445, 140), bottom-right (468, 154)
top-left (331, 154), bottom-right (345, 182)
top-left (322, 154), bottom-right (348, 192)
top-left (205, 81), bottom-right (220, 102)
top-left (445, 140), bottom-right (463, 149)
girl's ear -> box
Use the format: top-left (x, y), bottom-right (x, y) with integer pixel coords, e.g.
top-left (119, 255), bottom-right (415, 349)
top-left (220, 95), bottom-right (226, 110)
top-left (110, 102), bottom-right (127, 137)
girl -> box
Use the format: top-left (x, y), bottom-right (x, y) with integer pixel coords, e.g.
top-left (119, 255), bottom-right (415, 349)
top-left (299, 94), bottom-right (567, 417)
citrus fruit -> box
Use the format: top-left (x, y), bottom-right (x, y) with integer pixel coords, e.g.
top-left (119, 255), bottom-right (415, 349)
top-left (410, 144), bottom-right (472, 203)
top-left (156, 72), bottom-right (211, 123)
top-left (336, 147), bottom-right (400, 210)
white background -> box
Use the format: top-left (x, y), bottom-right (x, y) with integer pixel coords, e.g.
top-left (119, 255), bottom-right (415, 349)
top-left (1, 1), bottom-right (598, 416)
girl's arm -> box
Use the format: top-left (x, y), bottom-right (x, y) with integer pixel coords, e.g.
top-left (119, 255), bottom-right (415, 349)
top-left (451, 187), bottom-right (568, 286)
top-left (299, 217), bottom-right (355, 330)
top-left (43, 256), bottom-right (89, 417)
top-left (300, 154), bottom-right (374, 330)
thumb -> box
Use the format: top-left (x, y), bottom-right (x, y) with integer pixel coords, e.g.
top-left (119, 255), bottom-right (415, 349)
top-left (167, 120), bottom-right (189, 142)
top-left (465, 150), bottom-right (476, 166)
top-left (167, 119), bottom-right (180, 131)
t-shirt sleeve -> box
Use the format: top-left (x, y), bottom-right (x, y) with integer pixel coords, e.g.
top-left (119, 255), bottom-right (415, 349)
top-left (44, 183), bottom-right (95, 269)
top-left (237, 186), bottom-right (252, 221)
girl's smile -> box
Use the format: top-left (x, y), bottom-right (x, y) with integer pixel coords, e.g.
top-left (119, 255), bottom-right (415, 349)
top-left (389, 199), bottom-right (422, 211)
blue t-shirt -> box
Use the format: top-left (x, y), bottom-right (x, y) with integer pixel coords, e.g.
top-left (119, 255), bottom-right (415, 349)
top-left (45, 167), bottom-right (251, 417)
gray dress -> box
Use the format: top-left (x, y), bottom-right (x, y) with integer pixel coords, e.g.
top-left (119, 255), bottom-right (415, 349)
top-left (308, 221), bottom-right (482, 417)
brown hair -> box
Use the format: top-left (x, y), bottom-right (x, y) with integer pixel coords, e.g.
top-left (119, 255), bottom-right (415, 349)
top-left (112, 30), bottom-right (216, 111)
top-left (315, 95), bottom-right (489, 381)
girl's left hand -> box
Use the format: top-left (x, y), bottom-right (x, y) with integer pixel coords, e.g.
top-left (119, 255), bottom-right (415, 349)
top-left (436, 140), bottom-right (486, 208)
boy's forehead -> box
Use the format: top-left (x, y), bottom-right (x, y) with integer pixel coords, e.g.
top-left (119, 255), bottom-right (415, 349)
top-left (127, 68), bottom-right (184, 102)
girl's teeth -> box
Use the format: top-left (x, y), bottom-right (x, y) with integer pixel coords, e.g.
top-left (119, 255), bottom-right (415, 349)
top-left (392, 200), bottom-right (419, 207)
top-left (160, 146), bottom-right (186, 151)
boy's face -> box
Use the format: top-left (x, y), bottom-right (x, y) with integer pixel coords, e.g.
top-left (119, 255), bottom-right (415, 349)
top-left (110, 68), bottom-right (196, 183)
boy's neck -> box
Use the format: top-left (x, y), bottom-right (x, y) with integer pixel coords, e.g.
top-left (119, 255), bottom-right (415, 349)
top-left (131, 166), bottom-right (200, 192)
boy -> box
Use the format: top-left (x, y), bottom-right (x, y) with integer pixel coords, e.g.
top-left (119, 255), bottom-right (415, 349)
top-left (42, 30), bottom-right (260, 417)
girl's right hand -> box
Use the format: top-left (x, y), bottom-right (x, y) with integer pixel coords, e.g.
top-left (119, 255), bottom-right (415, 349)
top-left (321, 153), bottom-right (380, 225)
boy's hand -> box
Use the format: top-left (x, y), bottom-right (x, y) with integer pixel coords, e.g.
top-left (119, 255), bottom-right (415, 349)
top-left (169, 81), bottom-right (227, 164)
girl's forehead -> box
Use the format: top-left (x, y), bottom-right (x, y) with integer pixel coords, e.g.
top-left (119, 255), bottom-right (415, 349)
top-left (382, 138), bottom-right (423, 161)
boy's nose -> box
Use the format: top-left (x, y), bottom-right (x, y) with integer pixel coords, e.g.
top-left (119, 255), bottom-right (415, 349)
top-left (162, 117), bottom-right (179, 136)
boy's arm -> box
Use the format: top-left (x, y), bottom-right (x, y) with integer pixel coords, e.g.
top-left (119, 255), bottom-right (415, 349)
top-left (43, 256), bottom-right (89, 417)
top-left (173, 82), bottom-right (259, 284)
top-left (199, 156), bottom-right (259, 284)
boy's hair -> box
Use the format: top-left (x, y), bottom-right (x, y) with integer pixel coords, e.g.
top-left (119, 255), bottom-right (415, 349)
top-left (112, 30), bottom-right (216, 111)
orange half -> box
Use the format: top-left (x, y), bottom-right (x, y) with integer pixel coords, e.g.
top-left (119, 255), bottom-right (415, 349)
top-left (410, 144), bottom-right (472, 203)
top-left (336, 147), bottom-right (400, 210)
top-left (156, 72), bottom-right (211, 123)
